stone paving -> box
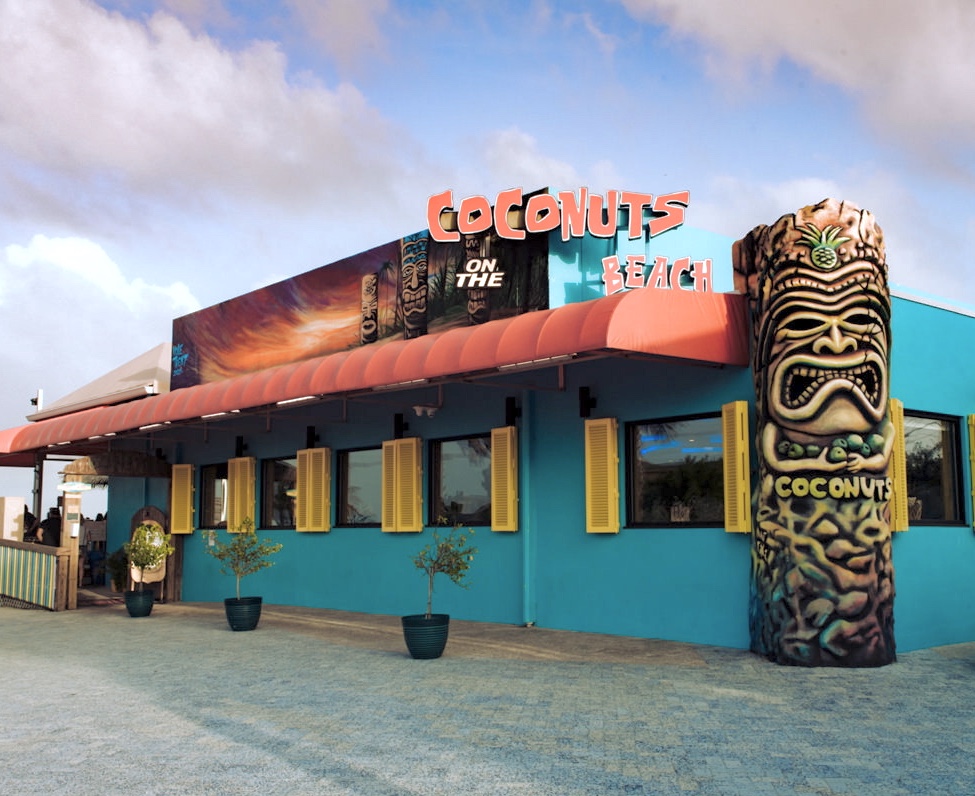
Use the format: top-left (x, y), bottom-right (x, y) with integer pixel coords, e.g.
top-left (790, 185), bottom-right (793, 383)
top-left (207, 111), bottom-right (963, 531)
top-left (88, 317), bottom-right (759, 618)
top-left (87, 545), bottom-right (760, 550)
top-left (1, 601), bottom-right (973, 795)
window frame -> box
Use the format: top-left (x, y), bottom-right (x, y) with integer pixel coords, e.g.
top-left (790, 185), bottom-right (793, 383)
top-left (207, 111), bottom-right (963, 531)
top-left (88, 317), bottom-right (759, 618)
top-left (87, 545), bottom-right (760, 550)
top-left (625, 412), bottom-right (725, 529)
top-left (261, 455), bottom-right (298, 530)
top-left (336, 446), bottom-right (382, 527)
top-left (199, 462), bottom-right (229, 529)
top-left (902, 410), bottom-right (964, 526)
top-left (428, 432), bottom-right (493, 527)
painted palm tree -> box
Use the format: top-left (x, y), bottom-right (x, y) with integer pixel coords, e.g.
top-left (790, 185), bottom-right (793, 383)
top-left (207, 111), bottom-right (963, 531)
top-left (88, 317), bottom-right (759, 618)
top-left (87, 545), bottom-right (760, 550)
top-left (376, 259), bottom-right (399, 335)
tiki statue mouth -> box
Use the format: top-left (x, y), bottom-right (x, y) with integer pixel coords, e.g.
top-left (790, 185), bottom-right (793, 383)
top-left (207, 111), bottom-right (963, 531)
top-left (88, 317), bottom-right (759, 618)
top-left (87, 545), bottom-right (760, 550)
top-left (784, 360), bottom-right (880, 410)
top-left (771, 352), bottom-right (886, 426)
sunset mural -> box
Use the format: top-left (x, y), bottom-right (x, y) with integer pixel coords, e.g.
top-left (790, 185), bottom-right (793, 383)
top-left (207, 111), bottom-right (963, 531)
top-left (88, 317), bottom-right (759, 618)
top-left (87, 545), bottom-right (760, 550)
top-left (171, 230), bottom-right (548, 388)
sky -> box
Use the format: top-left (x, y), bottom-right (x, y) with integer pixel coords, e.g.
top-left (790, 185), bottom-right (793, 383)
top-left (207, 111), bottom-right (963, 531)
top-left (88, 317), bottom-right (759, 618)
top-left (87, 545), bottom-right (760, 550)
top-left (2, 0), bottom-right (975, 511)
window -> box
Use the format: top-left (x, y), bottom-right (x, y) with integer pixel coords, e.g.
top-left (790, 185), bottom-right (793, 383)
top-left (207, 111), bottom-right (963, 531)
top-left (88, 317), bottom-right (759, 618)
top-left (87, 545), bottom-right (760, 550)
top-left (627, 414), bottom-right (724, 526)
top-left (903, 412), bottom-right (962, 524)
top-left (337, 448), bottom-right (382, 526)
top-left (200, 462), bottom-right (228, 528)
top-left (430, 434), bottom-right (492, 526)
top-left (262, 457), bottom-right (297, 529)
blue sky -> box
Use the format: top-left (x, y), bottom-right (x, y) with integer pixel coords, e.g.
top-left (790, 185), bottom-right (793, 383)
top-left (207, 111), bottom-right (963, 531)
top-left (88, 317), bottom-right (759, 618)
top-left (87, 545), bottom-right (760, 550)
top-left (2, 0), bottom-right (974, 504)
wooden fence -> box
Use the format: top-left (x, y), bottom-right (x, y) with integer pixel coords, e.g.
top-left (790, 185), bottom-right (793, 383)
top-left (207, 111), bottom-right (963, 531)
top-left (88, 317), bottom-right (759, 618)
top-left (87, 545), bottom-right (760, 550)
top-left (0, 539), bottom-right (69, 610)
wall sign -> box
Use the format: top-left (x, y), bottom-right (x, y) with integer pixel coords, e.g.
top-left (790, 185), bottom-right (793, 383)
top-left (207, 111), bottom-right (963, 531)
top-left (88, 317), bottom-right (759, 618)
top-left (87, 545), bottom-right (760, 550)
top-left (429, 187), bottom-right (713, 296)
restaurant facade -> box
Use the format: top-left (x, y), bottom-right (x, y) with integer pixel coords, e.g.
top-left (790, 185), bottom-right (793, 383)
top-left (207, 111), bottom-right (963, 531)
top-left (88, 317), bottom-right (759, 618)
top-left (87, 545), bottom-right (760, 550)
top-left (2, 189), bottom-right (974, 664)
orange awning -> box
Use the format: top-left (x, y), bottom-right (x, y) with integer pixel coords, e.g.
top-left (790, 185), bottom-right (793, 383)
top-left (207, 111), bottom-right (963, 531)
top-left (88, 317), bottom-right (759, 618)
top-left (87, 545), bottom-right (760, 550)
top-left (0, 289), bottom-right (748, 458)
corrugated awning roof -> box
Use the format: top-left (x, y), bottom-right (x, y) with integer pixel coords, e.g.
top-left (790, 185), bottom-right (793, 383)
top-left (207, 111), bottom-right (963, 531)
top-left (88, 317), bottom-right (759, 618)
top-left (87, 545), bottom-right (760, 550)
top-left (0, 288), bottom-right (748, 461)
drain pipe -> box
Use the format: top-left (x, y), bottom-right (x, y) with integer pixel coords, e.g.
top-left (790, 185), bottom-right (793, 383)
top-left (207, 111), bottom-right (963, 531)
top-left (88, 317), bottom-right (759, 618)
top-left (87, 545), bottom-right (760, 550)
top-left (521, 388), bottom-right (536, 627)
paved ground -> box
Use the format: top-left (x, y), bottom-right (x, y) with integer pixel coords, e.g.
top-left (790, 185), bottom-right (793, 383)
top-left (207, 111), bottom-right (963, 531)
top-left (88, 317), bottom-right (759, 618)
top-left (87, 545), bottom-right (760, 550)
top-left (2, 597), bottom-right (974, 795)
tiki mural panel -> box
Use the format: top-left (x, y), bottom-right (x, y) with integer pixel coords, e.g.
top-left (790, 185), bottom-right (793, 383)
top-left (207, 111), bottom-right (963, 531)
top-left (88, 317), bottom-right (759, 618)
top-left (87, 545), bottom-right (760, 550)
top-left (171, 228), bottom-right (549, 388)
top-left (733, 198), bottom-right (895, 667)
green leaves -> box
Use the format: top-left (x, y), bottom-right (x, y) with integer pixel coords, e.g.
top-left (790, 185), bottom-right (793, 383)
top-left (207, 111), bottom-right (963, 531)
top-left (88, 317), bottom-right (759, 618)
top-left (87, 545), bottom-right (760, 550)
top-left (413, 526), bottom-right (477, 617)
top-left (123, 523), bottom-right (175, 591)
top-left (205, 517), bottom-right (283, 600)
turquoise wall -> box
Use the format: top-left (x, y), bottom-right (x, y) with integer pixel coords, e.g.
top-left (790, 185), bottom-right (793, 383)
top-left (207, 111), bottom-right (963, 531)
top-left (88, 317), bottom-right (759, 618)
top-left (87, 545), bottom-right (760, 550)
top-left (525, 358), bottom-right (753, 648)
top-left (887, 295), bottom-right (975, 651)
top-left (106, 476), bottom-right (170, 555)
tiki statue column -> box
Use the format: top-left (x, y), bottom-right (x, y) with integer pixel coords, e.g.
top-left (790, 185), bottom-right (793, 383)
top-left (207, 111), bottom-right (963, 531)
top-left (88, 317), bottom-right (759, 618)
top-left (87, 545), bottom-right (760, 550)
top-left (733, 198), bottom-right (895, 667)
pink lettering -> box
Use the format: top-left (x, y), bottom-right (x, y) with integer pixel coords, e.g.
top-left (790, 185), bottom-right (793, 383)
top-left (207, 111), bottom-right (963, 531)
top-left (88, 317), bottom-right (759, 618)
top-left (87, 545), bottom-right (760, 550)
top-left (427, 189), bottom-right (459, 242)
top-left (649, 191), bottom-right (690, 237)
top-left (524, 193), bottom-right (561, 234)
top-left (494, 187), bottom-right (525, 240)
top-left (587, 190), bottom-right (619, 238)
top-left (692, 259), bottom-right (712, 292)
top-left (624, 254), bottom-right (645, 289)
top-left (648, 256), bottom-right (669, 289)
top-left (601, 255), bottom-right (624, 294)
top-left (670, 257), bottom-right (690, 289)
top-left (620, 191), bottom-right (653, 239)
top-left (559, 188), bottom-right (588, 242)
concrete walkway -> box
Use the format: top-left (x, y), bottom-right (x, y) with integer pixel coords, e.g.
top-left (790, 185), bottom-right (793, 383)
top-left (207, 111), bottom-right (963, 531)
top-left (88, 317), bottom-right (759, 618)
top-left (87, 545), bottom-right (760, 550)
top-left (2, 600), bottom-right (973, 795)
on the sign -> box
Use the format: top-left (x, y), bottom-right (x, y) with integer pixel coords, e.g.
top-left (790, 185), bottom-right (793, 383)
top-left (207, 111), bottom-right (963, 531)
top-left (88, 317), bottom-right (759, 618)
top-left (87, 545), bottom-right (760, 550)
top-left (456, 258), bottom-right (505, 288)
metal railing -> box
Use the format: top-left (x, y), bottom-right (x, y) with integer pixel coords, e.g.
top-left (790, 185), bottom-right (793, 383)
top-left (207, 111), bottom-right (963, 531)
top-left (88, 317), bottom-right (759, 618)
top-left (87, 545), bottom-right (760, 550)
top-left (0, 540), bottom-right (69, 611)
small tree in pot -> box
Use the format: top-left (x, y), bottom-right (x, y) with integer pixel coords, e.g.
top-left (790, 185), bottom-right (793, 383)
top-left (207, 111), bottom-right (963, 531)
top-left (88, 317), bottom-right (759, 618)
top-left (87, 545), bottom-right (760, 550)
top-left (402, 526), bottom-right (476, 659)
top-left (204, 517), bottom-right (283, 631)
top-left (123, 523), bottom-right (175, 617)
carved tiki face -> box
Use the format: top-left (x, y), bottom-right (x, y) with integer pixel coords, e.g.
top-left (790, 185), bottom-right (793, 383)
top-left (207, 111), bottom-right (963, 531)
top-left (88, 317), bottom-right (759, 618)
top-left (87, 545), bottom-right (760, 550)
top-left (360, 273), bottom-right (379, 344)
top-left (401, 232), bottom-right (429, 339)
top-left (737, 200), bottom-right (890, 439)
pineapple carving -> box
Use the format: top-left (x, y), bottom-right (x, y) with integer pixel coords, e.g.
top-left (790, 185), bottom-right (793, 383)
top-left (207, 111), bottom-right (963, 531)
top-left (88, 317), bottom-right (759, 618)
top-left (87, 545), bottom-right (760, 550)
top-left (798, 223), bottom-right (850, 270)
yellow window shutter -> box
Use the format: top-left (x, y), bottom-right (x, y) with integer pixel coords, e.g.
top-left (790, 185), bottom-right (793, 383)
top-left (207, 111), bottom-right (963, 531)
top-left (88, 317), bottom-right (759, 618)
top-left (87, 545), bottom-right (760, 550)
top-left (889, 398), bottom-right (909, 531)
top-left (170, 464), bottom-right (195, 534)
top-left (227, 456), bottom-right (256, 531)
top-left (722, 401), bottom-right (752, 534)
top-left (491, 426), bottom-right (518, 532)
top-left (382, 438), bottom-right (423, 532)
top-left (585, 417), bottom-right (619, 534)
top-left (381, 441), bottom-right (397, 532)
top-left (296, 447), bottom-right (331, 532)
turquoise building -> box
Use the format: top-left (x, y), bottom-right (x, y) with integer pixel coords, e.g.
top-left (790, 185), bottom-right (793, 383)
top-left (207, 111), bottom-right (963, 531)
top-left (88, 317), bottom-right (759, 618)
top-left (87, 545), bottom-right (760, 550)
top-left (2, 193), bottom-right (973, 654)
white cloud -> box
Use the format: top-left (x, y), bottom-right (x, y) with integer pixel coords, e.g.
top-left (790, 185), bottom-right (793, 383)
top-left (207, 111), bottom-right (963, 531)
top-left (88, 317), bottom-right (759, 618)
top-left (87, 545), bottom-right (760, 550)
top-left (620, 0), bottom-right (975, 178)
top-left (0, 235), bottom-right (200, 404)
top-left (0, 0), bottom-right (412, 208)
top-left (478, 129), bottom-right (583, 194)
top-left (4, 235), bottom-right (199, 316)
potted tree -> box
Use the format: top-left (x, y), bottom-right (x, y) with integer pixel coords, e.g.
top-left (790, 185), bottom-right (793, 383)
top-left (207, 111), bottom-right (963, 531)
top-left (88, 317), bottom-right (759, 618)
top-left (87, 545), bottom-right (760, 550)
top-left (204, 517), bottom-right (283, 631)
top-left (402, 526), bottom-right (476, 659)
top-left (123, 523), bottom-right (175, 617)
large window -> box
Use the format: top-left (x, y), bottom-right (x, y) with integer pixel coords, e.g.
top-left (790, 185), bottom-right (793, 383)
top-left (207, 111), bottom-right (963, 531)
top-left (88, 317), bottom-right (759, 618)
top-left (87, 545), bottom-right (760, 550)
top-left (200, 462), bottom-right (228, 528)
top-left (262, 457), bottom-right (297, 529)
top-left (430, 434), bottom-right (492, 526)
top-left (627, 414), bottom-right (724, 527)
top-left (903, 412), bottom-right (962, 524)
top-left (337, 448), bottom-right (382, 526)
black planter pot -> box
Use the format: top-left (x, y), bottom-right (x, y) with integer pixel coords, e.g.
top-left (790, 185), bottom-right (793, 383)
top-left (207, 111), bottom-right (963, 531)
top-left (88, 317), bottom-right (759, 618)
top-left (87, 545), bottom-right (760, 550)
top-left (402, 613), bottom-right (450, 659)
top-left (124, 589), bottom-right (155, 618)
top-left (224, 596), bottom-right (263, 631)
